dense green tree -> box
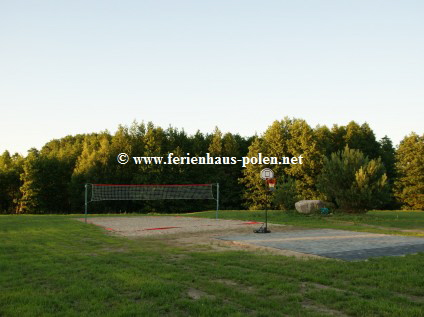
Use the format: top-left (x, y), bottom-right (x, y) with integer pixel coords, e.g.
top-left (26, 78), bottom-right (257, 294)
top-left (161, 127), bottom-right (192, 185)
top-left (379, 136), bottom-right (396, 181)
top-left (72, 133), bottom-right (113, 182)
top-left (330, 124), bottom-right (347, 154)
top-left (0, 119), bottom-right (417, 214)
top-left (315, 125), bottom-right (334, 157)
top-left (136, 123), bottom-right (166, 185)
top-left (218, 132), bottom-right (244, 208)
top-left (240, 137), bottom-right (268, 209)
top-left (19, 149), bottom-right (72, 213)
top-left (241, 118), bottom-right (323, 209)
top-left (111, 126), bottom-right (137, 184)
top-left (39, 135), bottom-right (85, 212)
top-left (378, 136), bottom-right (397, 209)
top-left (317, 146), bottom-right (390, 212)
top-left (41, 135), bottom-right (85, 162)
top-left (208, 127), bottom-right (223, 156)
top-left (69, 133), bottom-right (113, 211)
top-left (202, 128), bottom-right (244, 209)
top-left (394, 133), bottom-right (424, 210)
top-left (190, 130), bottom-right (209, 156)
top-left (344, 122), bottom-right (381, 159)
top-left (18, 149), bottom-right (41, 213)
top-left (316, 122), bottom-right (381, 160)
top-left (285, 119), bottom-right (323, 199)
top-left (0, 151), bottom-right (24, 213)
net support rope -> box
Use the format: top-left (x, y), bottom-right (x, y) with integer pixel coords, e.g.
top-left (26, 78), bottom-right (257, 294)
top-left (84, 183), bottom-right (219, 222)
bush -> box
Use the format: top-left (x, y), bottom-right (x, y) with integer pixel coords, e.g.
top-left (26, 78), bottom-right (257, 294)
top-left (317, 146), bottom-right (390, 212)
top-left (273, 176), bottom-right (298, 210)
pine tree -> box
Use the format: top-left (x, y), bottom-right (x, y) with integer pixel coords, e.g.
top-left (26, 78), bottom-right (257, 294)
top-left (317, 146), bottom-right (390, 212)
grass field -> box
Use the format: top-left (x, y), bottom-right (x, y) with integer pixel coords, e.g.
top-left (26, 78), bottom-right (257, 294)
top-left (1, 211), bottom-right (424, 316)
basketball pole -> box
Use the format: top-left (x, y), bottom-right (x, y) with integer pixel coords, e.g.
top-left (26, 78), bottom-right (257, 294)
top-left (265, 204), bottom-right (268, 232)
top-left (255, 168), bottom-right (275, 234)
top-left (263, 180), bottom-right (270, 233)
top-left (84, 184), bottom-right (88, 223)
top-left (216, 183), bottom-right (219, 220)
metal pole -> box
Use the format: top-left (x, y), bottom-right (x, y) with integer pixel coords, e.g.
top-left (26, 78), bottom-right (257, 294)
top-left (84, 184), bottom-right (88, 223)
top-left (266, 189), bottom-right (270, 230)
top-left (263, 186), bottom-right (271, 233)
top-left (265, 208), bottom-right (268, 231)
top-left (216, 183), bottom-right (219, 220)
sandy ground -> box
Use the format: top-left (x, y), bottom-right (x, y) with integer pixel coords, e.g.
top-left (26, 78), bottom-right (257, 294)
top-left (78, 216), bottom-right (321, 259)
top-left (80, 216), bottom-right (268, 237)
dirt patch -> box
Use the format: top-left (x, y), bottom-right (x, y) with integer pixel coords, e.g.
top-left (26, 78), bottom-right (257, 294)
top-left (394, 293), bottom-right (424, 303)
top-left (301, 282), bottom-right (353, 294)
top-left (187, 288), bottom-right (215, 300)
top-left (215, 279), bottom-right (238, 286)
top-left (101, 247), bottom-right (128, 253)
top-left (214, 279), bottom-right (255, 293)
top-left (302, 299), bottom-right (349, 317)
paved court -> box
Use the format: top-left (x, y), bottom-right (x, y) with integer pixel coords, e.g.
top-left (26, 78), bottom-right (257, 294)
top-left (218, 229), bottom-right (424, 261)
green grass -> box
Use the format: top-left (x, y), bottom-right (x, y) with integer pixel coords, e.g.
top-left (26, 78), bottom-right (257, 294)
top-left (1, 213), bottom-right (424, 316)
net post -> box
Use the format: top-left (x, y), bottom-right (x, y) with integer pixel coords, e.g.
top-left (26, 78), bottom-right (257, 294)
top-left (216, 183), bottom-right (219, 220)
top-left (84, 184), bottom-right (88, 223)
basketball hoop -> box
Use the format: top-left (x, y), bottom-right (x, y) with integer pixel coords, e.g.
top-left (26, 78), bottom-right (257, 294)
top-left (266, 178), bottom-right (277, 192)
top-left (260, 168), bottom-right (274, 180)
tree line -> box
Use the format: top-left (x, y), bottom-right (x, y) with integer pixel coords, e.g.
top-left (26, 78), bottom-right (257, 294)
top-left (0, 119), bottom-right (422, 214)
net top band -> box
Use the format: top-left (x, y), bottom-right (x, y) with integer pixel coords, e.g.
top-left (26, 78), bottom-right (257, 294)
top-left (92, 183), bottom-right (212, 187)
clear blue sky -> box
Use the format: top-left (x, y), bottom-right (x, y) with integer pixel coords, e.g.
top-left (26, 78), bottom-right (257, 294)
top-left (1, 0), bottom-right (423, 155)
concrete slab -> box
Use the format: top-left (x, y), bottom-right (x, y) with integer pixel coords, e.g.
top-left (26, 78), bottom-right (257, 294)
top-left (217, 229), bottom-right (424, 261)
